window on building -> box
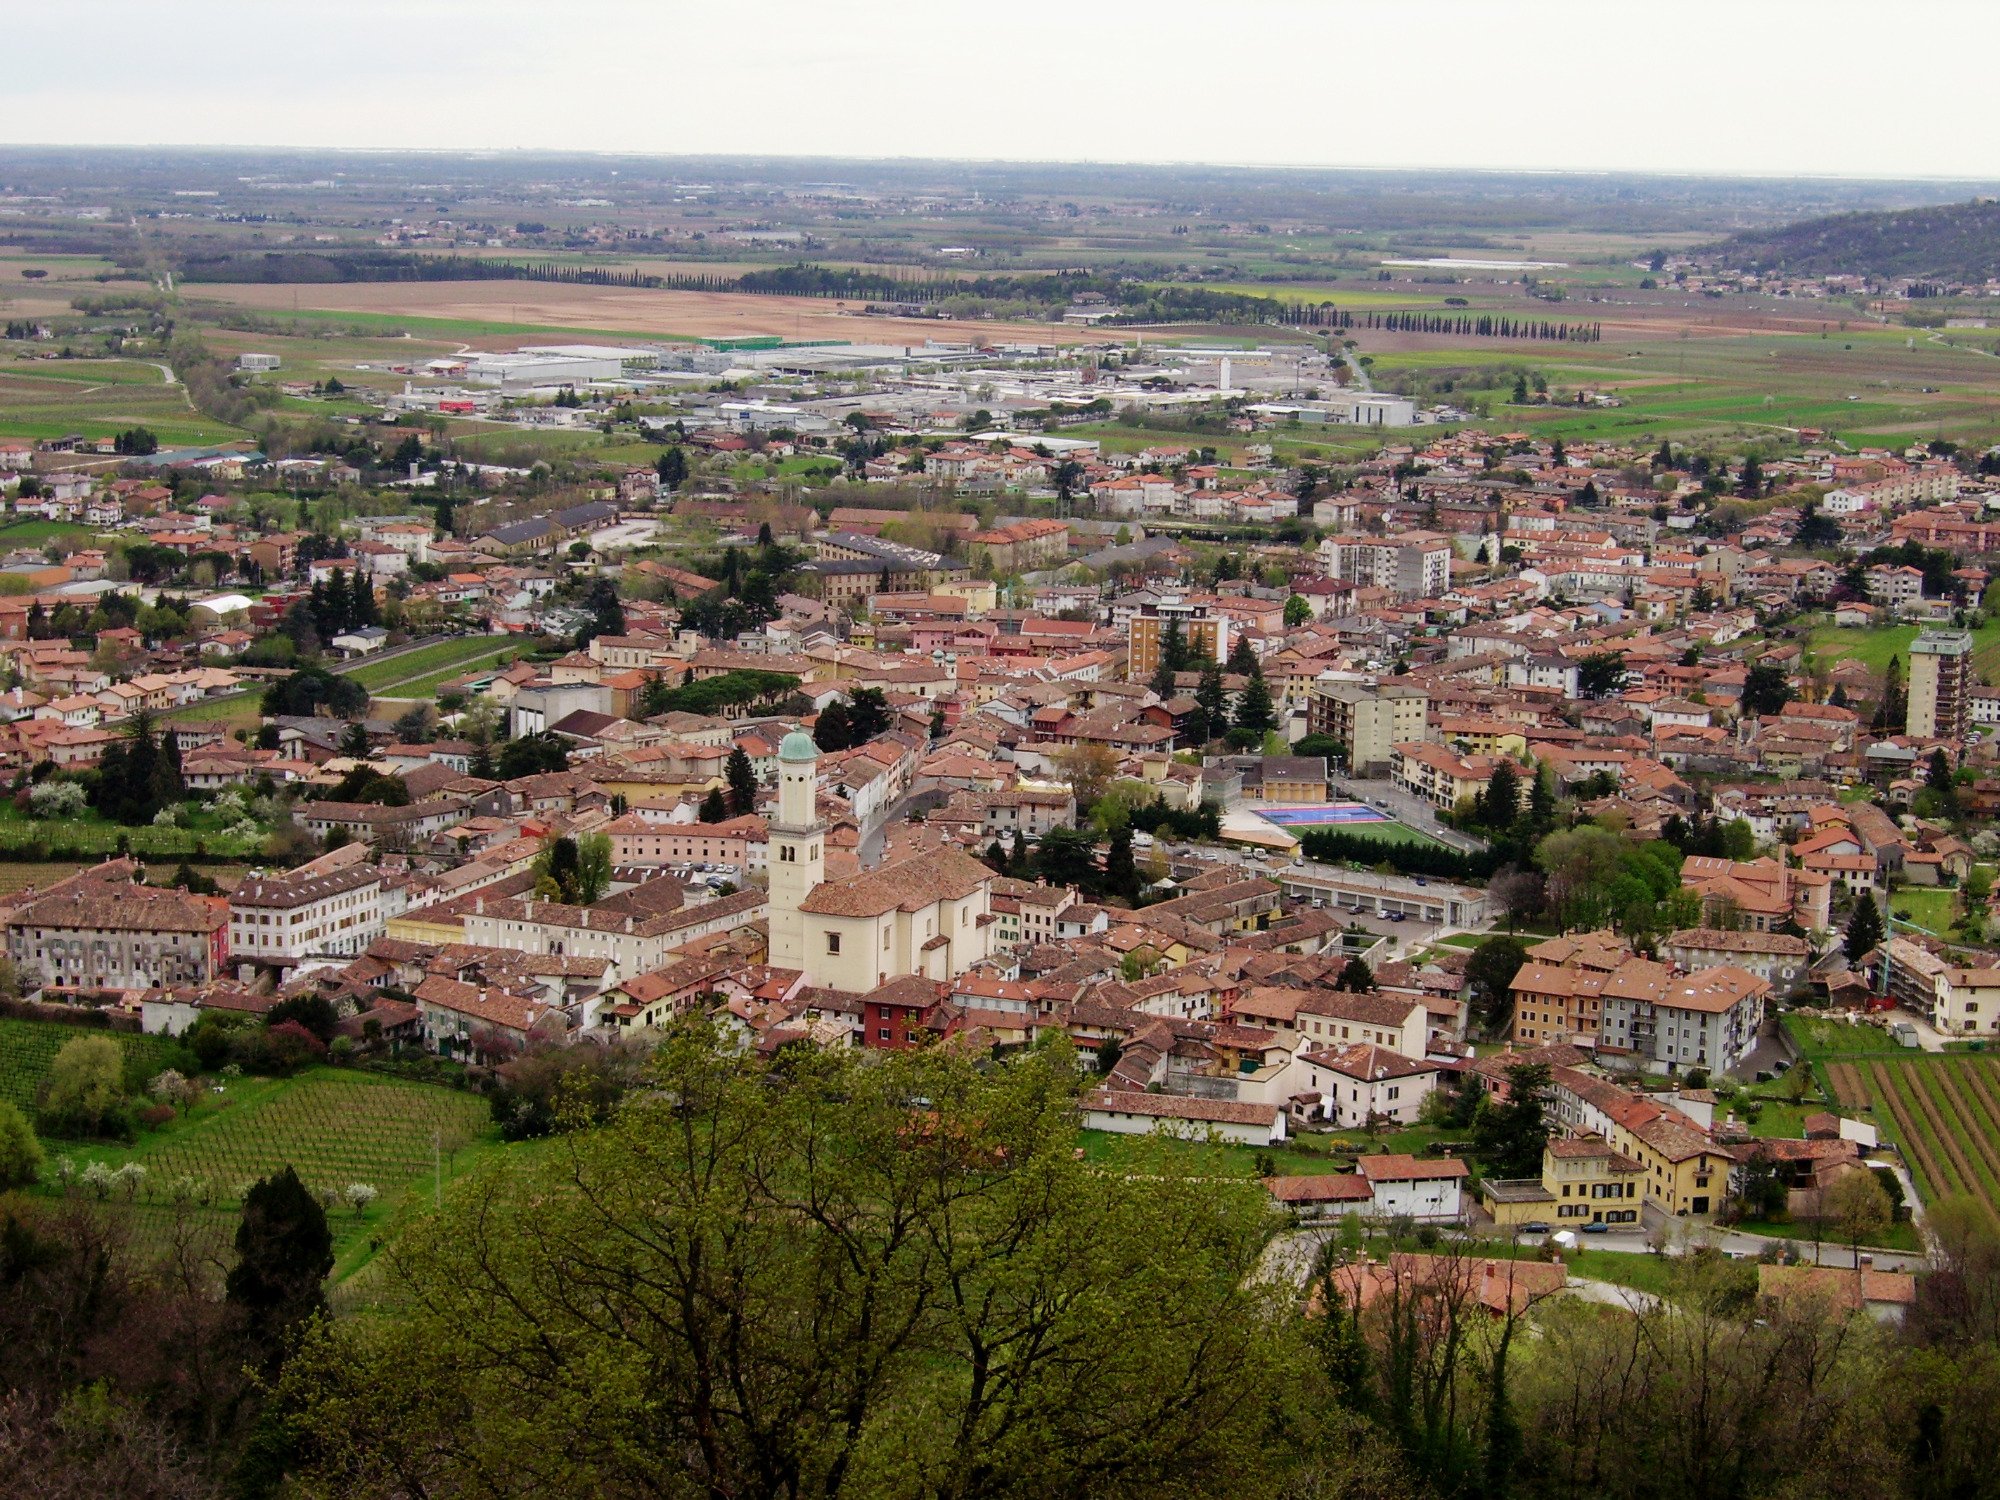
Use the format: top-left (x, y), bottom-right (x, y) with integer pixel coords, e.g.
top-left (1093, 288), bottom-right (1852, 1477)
top-left (825, 932), bottom-right (841, 955)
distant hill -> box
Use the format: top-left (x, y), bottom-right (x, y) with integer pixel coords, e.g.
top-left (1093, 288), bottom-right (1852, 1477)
top-left (1705, 198), bottom-right (2000, 283)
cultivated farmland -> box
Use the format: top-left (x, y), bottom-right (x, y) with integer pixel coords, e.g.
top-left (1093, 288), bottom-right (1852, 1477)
top-left (0, 359), bottom-right (239, 447)
top-left (182, 280), bottom-right (1112, 348)
top-left (1830, 1054), bottom-right (2000, 1219)
top-left (83, 1069), bottom-right (491, 1206)
top-left (0, 1017), bottom-right (180, 1118)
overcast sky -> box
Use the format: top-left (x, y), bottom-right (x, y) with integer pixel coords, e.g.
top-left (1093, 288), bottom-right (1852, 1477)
top-left (9, 0), bottom-right (1999, 180)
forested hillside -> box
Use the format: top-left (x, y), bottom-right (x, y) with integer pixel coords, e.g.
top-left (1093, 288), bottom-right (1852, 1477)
top-left (1706, 198), bottom-right (2000, 281)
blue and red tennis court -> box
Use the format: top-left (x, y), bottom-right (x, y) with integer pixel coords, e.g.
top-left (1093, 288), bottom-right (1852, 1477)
top-left (1256, 802), bottom-right (1395, 829)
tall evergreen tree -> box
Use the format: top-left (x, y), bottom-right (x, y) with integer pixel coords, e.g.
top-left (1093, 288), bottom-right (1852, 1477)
top-left (1845, 895), bottom-right (1885, 965)
top-left (1193, 659), bottom-right (1228, 743)
top-left (725, 746), bottom-right (758, 817)
top-left (1104, 825), bottom-right (1139, 902)
top-left (1156, 615), bottom-right (1187, 680)
top-left (226, 1165), bottom-right (333, 1372)
top-left (813, 701), bottom-right (852, 752)
top-left (1234, 668), bottom-right (1276, 736)
top-left (325, 569), bottom-right (352, 633)
top-left (1528, 762), bottom-right (1555, 824)
top-left (1483, 760), bottom-right (1520, 829)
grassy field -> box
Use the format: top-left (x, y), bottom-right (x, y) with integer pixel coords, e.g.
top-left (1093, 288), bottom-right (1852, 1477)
top-left (1361, 319), bottom-right (2000, 448)
top-left (347, 636), bottom-right (517, 691)
top-left (0, 518), bottom-right (105, 547)
top-left (1889, 887), bottom-right (1958, 937)
top-left (1786, 1013), bottom-right (1907, 1060)
top-left (54, 1067), bottom-right (498, 1279)
top-left (0, 1018), bottom-right (182, 1117)
top-left (0, 359), bottom-right (241, 447)
top-left (1827, 1054), bottom-right (2000, 1218)
top-left (1313, 818), bottom-right (1446, 850)
top-left (164, 692), bottom-right (259, 727)
top-left (0, 802), bottom-right (263, 857)
top-left (1077, 1124), bottom-right (1465, 1180)
top-left (1806, 619), bottom-right (2000, 688)
top-left (374, 646), bottom-right (520, 699)
top-left (1729, 1214), bottom-right (1924, 1254)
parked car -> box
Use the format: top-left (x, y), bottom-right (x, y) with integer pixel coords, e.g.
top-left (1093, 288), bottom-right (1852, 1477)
top-left (1582, 1222), bottom-right (1611, 1235)
top-left (1389, 911), bottom-right (1406, 923)
top-left (1520, 1222), bottom-right (1552, 1236)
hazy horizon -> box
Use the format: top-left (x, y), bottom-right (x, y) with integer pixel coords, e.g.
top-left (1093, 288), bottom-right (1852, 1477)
top-left (11, 0), bottom-right (2000, 180)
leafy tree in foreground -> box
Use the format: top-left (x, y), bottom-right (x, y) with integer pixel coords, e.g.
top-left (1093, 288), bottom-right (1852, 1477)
top-left (271, 1027), bottom-right (1288, 1499)
top-left (0, 1099), bottom-right (42, 1188)
top-left (38, 1034), bottom-right (127, 1138)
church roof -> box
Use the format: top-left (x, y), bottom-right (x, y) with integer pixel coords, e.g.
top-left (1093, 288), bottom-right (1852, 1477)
top-left (798, 846), bottom-right (994, 919)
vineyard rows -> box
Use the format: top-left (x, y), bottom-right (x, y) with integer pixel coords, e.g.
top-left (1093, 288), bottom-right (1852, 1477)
top-left (1830, 1056), bottom-right (2000, 1220)
top-left (91, 1072), bottom-right (491, 1211)
top-left (0, 1018), bottom-right (177, 1117)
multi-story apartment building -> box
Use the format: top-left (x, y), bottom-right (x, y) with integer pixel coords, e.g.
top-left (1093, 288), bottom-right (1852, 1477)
top-left (1908, 629), bottom-right (1973, 740)
top-left (7, 860), bottom-right (228, 993)
top-left (1317, 532), bottom-right (1452, 600)
top-left (1390, 740), bottom-right (1495, 811)
top-left (229, 851), bottom-right (385, 978)
top-left (1127, 600), bottom-right (1230, 680)
top-left (1309, 682), bottom-right (1429, 775)
top-left (1597, 964), bottom-right (1769, 1076)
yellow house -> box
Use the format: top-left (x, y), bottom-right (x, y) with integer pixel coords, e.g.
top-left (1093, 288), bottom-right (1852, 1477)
top-left (1543, 1137), bottom-right (1645, 1225)
top-left (935, 577), bottom-right (998, 614)
top-left (1614, 1112), bottom-right (1736, 1216)
top-left (1434, 716), bottom-right (1529, 759)
top-left (1479, 1136), bottom-right (1645, 1227)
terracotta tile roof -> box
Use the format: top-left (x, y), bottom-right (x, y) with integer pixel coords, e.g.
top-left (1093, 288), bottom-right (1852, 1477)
top-left (1356, 1153), bottom-right (1469, 1183)
top-left (1265, 1174), bottom-right (1374, 1205)
top-left (797, 846), bottom-right (993, 918)
top-left (11, 864), bottom-right (226, 935)
top-left (1082, 1088), bottom-right (1281, 1128)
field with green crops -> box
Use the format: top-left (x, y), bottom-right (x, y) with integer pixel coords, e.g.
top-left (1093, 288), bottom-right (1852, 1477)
top-left (0, 1017), bottom-right (181, 1117)
top-left (1828, 1055), bottom-right (2000, 1219)
top-left (0, 813), bottom-right (262, 858)
top-left (56, 1068), bottom-right (499, 1276)
top-left (0, 518), bottom-right (105, 547)
top-left (1806, 619), bottom-right (2000, 687)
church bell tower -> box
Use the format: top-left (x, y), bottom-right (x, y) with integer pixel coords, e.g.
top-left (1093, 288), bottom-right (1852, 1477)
top-left (767, 731), bottom-right (825, 971)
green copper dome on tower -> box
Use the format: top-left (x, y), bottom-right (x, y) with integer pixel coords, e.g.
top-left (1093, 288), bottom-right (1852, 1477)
top-left (778, 730), bottom-right (818, 763)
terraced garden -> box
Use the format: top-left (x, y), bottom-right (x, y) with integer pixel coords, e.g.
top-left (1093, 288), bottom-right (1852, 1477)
top-left (1829, 1055), bottom-right (2000, 1219)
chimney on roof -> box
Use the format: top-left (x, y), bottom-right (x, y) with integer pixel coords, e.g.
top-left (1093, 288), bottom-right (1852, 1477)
top-left (1859, 1254), bottom-right (1873, 1271)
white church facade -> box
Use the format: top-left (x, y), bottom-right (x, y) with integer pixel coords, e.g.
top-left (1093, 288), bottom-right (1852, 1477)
top-left (767, 731), bottom-right (998, 992)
